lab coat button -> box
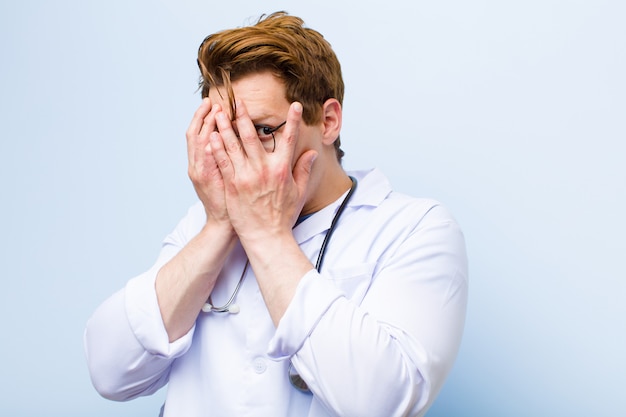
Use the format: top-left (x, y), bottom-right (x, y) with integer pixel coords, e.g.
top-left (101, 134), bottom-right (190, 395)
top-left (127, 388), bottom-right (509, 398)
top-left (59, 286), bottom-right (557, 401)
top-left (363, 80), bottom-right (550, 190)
top-left (253, 357), bottom-right (267, 374)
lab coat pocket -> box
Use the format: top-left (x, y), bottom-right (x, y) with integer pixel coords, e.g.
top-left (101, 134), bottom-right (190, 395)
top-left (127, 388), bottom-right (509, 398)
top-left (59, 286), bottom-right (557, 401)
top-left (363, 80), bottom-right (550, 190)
top-left (325, 262), bottom-right (376, 305)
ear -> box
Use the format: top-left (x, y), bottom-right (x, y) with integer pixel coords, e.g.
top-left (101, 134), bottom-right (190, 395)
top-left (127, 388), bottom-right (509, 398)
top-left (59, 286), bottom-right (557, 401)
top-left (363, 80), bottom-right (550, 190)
top-left (321, 99), bottom-right (342, 146)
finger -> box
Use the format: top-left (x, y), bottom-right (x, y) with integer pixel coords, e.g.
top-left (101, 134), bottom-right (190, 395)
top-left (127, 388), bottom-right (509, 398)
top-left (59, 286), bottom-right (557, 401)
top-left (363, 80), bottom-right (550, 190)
top-left (186, 98), bottom-right (212, 141)
top-left (215, 111), bottom-right (246, 165)
top-left (201, 141), bottom-right (224, 183)
top-left (195, 104), bottom-right (221, 168)
top-left (293, 149), bottom-right (318, 199)
top-left (189, 104), bottom-right (220, 175)
top-left (195, 126), bottom-right (223, 182)
top-left (186, 99), bottom-right (215, 167)
top-left (186, 98), bottom-right (212, 167)
top-left (209, 130), bottom-right (235, 182)
top-left (275, 102), bottom-right (303, 164)
top-left (233, 99), bottom-right (265, 161)
top-left (198, 103), bottom-right (221, 141)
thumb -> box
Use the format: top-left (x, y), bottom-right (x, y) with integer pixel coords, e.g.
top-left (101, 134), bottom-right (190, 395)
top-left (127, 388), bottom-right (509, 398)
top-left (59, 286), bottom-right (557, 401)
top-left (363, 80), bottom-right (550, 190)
top-left (293, 150), bottom-right (318, 193)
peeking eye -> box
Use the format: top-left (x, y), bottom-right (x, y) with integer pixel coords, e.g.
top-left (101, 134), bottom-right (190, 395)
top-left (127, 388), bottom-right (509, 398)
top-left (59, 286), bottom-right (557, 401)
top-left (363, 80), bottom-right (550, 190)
top-left (253, 121), bottom-right (287, 141)
top-left (255, 125), bottom-right (274, 140)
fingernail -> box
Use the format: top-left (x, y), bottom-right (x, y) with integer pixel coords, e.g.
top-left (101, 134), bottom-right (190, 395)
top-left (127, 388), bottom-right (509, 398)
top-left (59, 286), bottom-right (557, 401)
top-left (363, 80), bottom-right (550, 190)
top-left (293, 102), bottom-right (303, 113)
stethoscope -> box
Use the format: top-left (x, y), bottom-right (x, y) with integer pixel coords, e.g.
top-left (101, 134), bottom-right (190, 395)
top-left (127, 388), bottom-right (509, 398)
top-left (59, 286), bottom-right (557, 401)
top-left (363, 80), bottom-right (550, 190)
top-left (202, 176), bottom-right (357, 315)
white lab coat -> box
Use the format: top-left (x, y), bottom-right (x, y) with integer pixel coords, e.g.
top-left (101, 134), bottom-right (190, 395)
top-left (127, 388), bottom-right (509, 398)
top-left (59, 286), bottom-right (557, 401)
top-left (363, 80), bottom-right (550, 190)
top-left (84, 168), bottom-right (468, 417)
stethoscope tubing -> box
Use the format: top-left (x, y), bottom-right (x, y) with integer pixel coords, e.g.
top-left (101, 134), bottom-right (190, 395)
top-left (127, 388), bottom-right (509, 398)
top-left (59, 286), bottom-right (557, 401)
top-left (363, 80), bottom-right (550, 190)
top-left (204, 176), bottom-right (357, 314)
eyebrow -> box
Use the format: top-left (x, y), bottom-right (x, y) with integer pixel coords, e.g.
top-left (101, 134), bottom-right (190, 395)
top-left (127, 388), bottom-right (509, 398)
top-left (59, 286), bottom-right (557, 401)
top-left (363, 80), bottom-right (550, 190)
top-left (252, 120), bottom-right (281, 128)
top-left (248, 112), bottom-right (279, 125)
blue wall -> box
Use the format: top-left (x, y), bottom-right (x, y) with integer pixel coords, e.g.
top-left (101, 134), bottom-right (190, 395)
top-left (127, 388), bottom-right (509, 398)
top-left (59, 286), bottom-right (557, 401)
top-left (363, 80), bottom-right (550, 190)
top-left (1, 1), bottom-right (624, 415)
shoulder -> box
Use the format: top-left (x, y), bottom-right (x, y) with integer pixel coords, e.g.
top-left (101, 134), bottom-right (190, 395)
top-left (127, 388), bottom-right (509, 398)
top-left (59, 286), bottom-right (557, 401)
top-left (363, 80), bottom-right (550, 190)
top-left (163, 201), bottom-right (206, 245)
top-left (349, 168), bottom-right (460, 231)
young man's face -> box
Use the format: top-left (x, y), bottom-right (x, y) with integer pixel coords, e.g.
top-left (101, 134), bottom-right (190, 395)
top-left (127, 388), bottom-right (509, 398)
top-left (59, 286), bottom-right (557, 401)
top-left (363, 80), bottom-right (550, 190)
top-left (207, 71), bottom-right (323, 160)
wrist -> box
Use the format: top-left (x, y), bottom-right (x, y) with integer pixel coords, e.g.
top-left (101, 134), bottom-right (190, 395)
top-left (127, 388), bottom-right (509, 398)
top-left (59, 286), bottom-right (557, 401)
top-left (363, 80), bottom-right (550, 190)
top-left (202, 215), bottom-right (236, 240)
top-left (241, 231), bottom-right (310, 274)
top-left (240, 232), bottom-right (313, 325)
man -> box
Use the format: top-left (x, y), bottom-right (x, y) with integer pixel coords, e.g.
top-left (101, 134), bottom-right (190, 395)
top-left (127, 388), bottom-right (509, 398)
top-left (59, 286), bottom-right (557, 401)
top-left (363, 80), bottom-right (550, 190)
top-left (84, 11), bottom-right (468, 417)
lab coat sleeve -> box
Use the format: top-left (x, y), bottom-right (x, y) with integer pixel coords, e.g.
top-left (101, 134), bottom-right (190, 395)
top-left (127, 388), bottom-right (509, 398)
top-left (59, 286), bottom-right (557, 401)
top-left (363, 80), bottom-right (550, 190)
top-left (268, 203), bottom-right (468, 417)
top-left (84, 205), bottom-right (203, 401)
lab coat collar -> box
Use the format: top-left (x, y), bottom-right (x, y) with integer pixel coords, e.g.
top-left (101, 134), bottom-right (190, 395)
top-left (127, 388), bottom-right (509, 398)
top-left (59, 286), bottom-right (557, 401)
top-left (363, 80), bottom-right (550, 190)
top-left (293, 168), bottom-right (392, 244)
top-left (347, 168), bottom-right (392, 207)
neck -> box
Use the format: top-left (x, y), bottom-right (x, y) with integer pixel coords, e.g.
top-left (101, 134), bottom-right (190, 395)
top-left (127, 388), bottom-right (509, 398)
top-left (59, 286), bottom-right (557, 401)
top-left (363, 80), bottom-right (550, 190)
top-left (301, 162), bottom-right (352, 216)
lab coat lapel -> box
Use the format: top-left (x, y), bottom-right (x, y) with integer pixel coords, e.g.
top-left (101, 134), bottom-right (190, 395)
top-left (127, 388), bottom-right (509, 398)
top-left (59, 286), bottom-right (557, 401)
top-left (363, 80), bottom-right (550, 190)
top-left (292, 200), bottom-right (339, 245)
top-left (292, 168), bottom-right (392, 245)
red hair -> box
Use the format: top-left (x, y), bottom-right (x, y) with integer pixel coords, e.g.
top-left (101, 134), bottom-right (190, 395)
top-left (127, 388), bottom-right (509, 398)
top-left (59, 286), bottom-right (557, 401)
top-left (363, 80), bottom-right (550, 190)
top-left (197, 12), bottom-right (345, 161)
